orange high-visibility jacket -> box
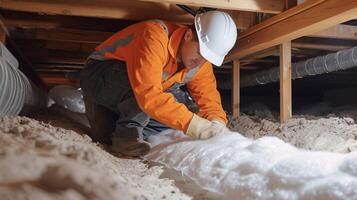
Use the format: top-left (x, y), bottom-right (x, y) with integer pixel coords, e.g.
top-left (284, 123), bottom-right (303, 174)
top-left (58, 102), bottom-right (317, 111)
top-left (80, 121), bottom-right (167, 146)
top-left (89, 20), bottom-right (227, 131)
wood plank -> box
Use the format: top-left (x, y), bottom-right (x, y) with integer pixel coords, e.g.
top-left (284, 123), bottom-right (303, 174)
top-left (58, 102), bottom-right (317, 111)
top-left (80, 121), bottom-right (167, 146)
top-left (0, 18), bottom-right (8, 43)
top-left (2, 6), bottom-right (256, 31)
top-left (1, 10), bottom-right (135, 32)
top-left (25, 49), bottom-right (88, 64)
top-left (292, 42), bottom-right (352, 51)
top-left (232, 60), bottom-right (240, 118)
top-left (40, 57), bottom-right (86, 65)
top-left (36, 28), bottom-right (112, 44)
top-left (284, 0), bottom-right (297, 10)
top-left (238, 0), bottom-right (325, 40)
top-left (45, 41), bottom-right (96, 52)
top-left (243, 46), bottom-right (280, 60)
top-left (140, 0), bottom-right (284, 13)
top-left (39, 74), bottom-right (79, 86)
top-left (13, 40), bottom-right (88, 53)
top-left (280, 41), bottom-right (292, 123)
top-left (3, 18), bottom-right (60, 29)
top-left (224, 11), bottom-right (257, 30)
top-left (10, 28), bottom-right (111, 44)
top-left (226, 0), bottom-right (357, 61)
top-left (1, 0), bottom-right (193, 23)
top-left (35, 64), bottom-right (84, 70)
top-left (0, 27), bottom-right (5, 44)
top-left (1, 1), bottom-right (262, 30)
top-left (309, 24), bottom-right (357, 40)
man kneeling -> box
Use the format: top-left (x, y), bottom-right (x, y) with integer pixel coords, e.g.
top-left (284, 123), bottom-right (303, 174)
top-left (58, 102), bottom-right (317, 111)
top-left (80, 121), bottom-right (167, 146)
top-left (80, 11), bottom-right (237, 157)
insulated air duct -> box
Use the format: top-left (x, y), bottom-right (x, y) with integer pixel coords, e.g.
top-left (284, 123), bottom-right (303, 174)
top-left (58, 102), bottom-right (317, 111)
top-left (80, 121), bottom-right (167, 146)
top-left (0, 42), bottom-right (47, 117)
top-left (241, 46), bottom-right (357, 87)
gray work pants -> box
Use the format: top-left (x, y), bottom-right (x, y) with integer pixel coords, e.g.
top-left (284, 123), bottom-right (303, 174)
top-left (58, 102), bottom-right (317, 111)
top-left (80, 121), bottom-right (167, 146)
top-left (80, 59), bottom-right (191, 145)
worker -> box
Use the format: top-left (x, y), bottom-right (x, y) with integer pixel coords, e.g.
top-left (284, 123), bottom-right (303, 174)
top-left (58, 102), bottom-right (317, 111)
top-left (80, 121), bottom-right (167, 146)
top-left (80, 11), bottom-right (237, 157)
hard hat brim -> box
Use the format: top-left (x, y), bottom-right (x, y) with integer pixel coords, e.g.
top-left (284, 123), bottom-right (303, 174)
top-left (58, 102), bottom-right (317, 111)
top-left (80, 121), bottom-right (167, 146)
top-left (199, 42), bottom-right (225, 66)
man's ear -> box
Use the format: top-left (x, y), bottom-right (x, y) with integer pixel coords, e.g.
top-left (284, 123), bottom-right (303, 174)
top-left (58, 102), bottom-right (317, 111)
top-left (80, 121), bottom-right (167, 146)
top-left (184, 29), bottom-right (193, 41)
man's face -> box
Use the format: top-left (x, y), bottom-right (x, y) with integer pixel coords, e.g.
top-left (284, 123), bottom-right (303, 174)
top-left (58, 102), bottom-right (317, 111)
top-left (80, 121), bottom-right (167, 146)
top-left (180, 29), bottom-right (207, 69)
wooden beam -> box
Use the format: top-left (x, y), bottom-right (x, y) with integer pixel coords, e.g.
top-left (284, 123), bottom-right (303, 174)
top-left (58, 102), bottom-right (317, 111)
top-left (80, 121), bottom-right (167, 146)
top-left (284, 0), bottom-right (297, 10)
top-left (279, 41), bottom-right (292, 123)
top-left (0, 27), bottom-right (5, 44)
top-left (224, 11), bottom-right (257, 30)
top-left (292, 42), bottom-right (352, 51)
top-left (226, 0), bottom-right (357, 61)
top-left (39, 74), bottom-right (79, 86)
top-left (40, 57), bottom-right (86, 65)
top-left (14, 40), bottom-right (96, 53)
top-left (1, 1), bottom-right (265, 29)
top-left (0, 18), bottom-right (8, 44)
top-left (36, 28), bottom-right (112, 44)
top-left (24, 49), bottom-right (88, 64)
top-left (11, 27), bottom-right (112, 43)
top-left (140, 0), bottom-right (284, 13)
top-left (3, 18), bottom-right (61, 29)
top-left (45, 41), bottom-right (96, 52)
top-left (1, 0), bottom-right (193, 23)
top-left (308, 24), bottom-right (357, 40)
top-left (238, 0), bottom-right (325, 40)
top-left (232, 60), bottom-right (240, 118)
top-left (243, 46), bottom-right (280, 60)
top-left (1, 10), bottom-right (135, 32)
top-left (35, 64), bottom-right (84, 70)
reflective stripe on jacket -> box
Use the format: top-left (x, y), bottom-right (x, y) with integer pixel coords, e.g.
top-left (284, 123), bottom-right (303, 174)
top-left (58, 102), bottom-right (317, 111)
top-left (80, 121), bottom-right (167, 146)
top-left (88, 20), bottom-right (227, 131)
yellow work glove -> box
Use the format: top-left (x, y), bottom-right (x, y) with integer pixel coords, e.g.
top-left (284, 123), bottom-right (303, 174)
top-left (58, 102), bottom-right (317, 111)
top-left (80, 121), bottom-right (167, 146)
top-left (186, 114), bottom-right (228, 139)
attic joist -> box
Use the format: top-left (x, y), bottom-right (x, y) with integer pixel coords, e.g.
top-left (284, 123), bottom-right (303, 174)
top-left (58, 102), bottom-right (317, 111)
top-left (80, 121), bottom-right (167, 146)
top-left (37, 57), bottom-right (86, 65)
top-left (1, 10), bottom-right (135, 32)
top-left (36, 28), bottom-right (111, 44)
top-left (11, 28), bottom-right (112, 44)
top-left (292, 42), bottom-right (352, 51)
top-left (24, 49), bottom-right (88, 64)
top-left (139, 0), bottom-right (284, 13)
top-left (0, 27), bottom-right (5, 43)
top-left (284, 0), bottom-right (297, 10)
top-left (3, 18), bottom-right (60, 29)
top-left (0, 17), bottom-right (7, 43)
top-left (0, 0), bottom-right (193, 23)
top-left (308, 24), bottom-right (357, 40)
top-left (1, 2), bottom-right (258, 30)
top-left (226, 0), bottom-right (357, 61)
top-left (39, 74), bottom-right (79, 86)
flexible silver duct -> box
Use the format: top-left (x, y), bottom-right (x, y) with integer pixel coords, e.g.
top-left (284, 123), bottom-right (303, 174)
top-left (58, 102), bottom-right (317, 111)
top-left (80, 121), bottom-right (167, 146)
top-left (240, 46), bottom-right (357, 87)
top-left (0, 42), bottom-right (47, 117)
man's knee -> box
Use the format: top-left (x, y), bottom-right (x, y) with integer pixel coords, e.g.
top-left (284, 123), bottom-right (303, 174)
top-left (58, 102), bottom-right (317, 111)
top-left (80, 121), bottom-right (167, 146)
top-left (83, 96), bottom-right (118, 144)
top-left (142, 118), bottom-right (170, 139)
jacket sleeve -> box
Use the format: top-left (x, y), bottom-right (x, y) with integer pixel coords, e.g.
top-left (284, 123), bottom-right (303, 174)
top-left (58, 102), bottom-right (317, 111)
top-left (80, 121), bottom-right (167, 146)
top-left (125, 27), bottom-right (193, 131)
top-left (187, 62), bottom-right (227, 124)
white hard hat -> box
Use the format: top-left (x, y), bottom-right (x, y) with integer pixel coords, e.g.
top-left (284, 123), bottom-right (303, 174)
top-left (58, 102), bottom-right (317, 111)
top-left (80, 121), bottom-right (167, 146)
top-left (194, 11), bottom-right (237, 66)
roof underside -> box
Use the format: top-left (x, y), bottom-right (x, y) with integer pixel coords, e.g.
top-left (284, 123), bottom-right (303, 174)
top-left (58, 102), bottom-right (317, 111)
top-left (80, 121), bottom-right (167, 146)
top-left (0, 0), bottom-right (356, 88)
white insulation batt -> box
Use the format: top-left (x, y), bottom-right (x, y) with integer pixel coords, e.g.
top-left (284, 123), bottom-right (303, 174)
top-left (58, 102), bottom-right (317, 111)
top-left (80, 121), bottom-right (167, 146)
top-left (146, 130), bottom-right (357, 200)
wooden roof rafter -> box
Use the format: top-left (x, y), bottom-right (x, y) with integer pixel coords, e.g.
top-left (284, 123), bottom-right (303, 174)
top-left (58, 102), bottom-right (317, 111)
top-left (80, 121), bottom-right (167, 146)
top-left (139, 0), bottom-right (284, 13)
top-left (226, 0), bottom-right (357, 62)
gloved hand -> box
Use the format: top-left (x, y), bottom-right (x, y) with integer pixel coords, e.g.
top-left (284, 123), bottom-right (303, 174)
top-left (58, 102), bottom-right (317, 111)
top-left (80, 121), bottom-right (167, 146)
top-left (210, 119), bottom-right (228, 136)
top-left (186, 114), bottom-right (228, 139)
